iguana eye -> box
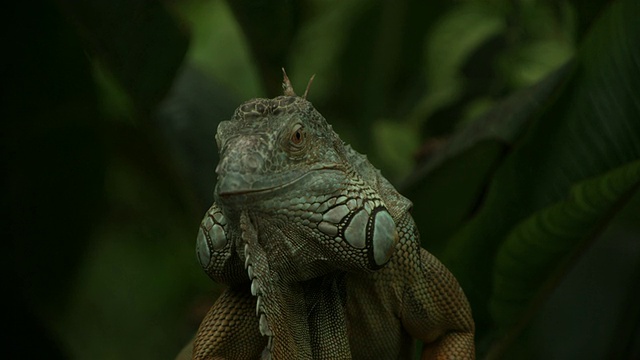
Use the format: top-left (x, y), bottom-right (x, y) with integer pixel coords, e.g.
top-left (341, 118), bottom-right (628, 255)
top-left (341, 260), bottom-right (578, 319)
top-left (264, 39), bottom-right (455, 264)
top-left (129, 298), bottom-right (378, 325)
top-left (290, 124), bottom-right (305, 146)
top-left (284, 124), bottom-right (307, 159)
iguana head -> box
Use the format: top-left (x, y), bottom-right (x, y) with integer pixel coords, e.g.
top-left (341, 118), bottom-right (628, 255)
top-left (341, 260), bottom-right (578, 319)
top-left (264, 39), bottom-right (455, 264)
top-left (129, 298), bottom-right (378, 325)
top-left (212, 70), bottom-right (397, 277)
top-left (214, 95), bottom-right (344, 199)
top-left (214, 72), bottom-right (344, 200)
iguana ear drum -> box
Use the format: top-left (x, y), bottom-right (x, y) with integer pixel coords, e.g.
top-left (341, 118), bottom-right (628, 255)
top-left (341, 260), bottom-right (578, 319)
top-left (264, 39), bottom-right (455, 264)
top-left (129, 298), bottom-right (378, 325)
top-left (368, 208), bottom-right (398, 266)
top-left (340, 205), bottom-right (398, 266)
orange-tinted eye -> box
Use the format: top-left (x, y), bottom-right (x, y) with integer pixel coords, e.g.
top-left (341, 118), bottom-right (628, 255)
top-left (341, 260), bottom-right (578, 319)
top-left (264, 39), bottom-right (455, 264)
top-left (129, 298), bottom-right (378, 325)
top-left (291, 126), bottom-right (304, 145)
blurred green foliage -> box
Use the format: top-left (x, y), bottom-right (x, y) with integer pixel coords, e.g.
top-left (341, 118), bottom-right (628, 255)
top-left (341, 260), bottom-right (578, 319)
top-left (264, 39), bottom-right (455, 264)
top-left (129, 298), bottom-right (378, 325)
top-left (5, 0), bottom-right (639, 359)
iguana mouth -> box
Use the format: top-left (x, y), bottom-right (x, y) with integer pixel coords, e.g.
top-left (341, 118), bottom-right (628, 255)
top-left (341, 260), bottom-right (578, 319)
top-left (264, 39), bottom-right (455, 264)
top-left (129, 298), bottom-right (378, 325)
top-left (216, 172), bottom-right (306, 197)
top-left (216, 166), bottom-right (341, 197)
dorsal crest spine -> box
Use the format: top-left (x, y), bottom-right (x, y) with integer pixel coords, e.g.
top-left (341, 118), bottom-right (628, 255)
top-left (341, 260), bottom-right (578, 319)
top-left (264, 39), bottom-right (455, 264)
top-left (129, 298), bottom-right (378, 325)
top-left (281, 68), bottom-right (316, 99)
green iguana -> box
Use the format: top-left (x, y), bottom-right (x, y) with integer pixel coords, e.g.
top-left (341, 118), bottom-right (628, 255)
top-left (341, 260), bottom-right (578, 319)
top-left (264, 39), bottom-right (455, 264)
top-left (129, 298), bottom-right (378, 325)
top-left (182, 71), bottom-right (475, 359)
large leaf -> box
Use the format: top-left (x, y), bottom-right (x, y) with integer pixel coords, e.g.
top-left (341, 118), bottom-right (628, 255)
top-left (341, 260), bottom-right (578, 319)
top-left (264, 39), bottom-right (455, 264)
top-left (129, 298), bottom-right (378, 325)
top-left (490, 159), bottom-right (640, 329)
top-left (441, 0), bottom-right (640, 346)
top-left (303, 0), bottom-right (452, 155)
top-left (169, 0), bottom-right (263, 100)
top-left (223, 0), bottom-right (301, 96)
top-left (402, 63), bottom-right (572, 252)
top-left (58, 0), bottom-right (188, 114)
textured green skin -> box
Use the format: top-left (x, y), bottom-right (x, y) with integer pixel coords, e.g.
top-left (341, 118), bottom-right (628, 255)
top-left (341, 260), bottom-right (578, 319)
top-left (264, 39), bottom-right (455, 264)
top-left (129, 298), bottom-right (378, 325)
top-left (184, 86), bottom-right (475, 359)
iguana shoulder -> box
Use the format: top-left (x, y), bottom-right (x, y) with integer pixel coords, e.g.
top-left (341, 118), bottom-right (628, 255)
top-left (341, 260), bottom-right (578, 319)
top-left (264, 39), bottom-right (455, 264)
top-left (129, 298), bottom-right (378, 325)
top-left (343, 144), bottom-right (413, 219)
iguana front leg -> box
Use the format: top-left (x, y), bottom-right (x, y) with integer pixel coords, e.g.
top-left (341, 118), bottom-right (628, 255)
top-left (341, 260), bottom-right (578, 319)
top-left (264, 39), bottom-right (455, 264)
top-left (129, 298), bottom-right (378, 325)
top-left (193, 205), bottom-right (304, 360)
top-left (411, 250), bottom-right (475, 360)
top-left (398, 216), bottom-right (475, 359)
top-left (192, 286), bottom-right (265, 359)
top-left (193, 203), bottom-right (264, 359)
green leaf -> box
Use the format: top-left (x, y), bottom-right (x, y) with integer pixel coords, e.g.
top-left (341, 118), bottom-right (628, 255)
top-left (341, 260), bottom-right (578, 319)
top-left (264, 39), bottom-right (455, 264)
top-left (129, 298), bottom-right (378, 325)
top-left (420, 2), bottom-right (505, 118)
top-left (312, 0), bottom-right (453, 155)
top-left (223, 0), bottom-right (302, 97)
top-left (494, 1), bottom-right (575, 89)
top-left (372, 119), bottom-right (420, 182)
top-left (59, 0), bottom-right (189, 114)
top-left (490, 160), bottom-right (640, 328)
top-left (287, 0), bottom-right (371, 104)
top-left (401, 62), bottom-right (572, 251)
top-left (170, 0), bottom-right (263, 100)
top-left (498, 39), bottom-right (574, 88)
top-left (440, 0), bottom-right (640, 344)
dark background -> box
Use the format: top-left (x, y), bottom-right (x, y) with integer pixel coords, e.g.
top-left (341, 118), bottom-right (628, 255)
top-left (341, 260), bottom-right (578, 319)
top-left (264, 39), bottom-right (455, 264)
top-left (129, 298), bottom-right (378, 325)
top-left (4, 0), bottom-right (639, 359)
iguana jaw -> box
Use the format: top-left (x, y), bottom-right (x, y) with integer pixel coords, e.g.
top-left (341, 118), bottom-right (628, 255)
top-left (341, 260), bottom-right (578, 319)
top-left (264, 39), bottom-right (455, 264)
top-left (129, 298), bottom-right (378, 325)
top-left (216, 165), bottom-right (342, 198)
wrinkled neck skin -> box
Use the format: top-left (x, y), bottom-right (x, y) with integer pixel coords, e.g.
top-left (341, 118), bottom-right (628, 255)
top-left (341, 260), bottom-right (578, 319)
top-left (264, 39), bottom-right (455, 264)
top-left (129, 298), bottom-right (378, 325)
top-left (238, 211), bottom-right (352, 359)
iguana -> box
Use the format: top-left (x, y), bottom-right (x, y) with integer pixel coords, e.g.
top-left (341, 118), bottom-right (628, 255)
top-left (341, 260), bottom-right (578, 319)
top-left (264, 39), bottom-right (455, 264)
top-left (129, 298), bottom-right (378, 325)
top-left (184, 71), bottom-right (475, 359)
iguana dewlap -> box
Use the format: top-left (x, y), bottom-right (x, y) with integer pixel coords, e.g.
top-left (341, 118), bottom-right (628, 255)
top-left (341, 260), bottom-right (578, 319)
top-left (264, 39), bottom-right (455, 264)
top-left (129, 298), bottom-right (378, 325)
top-left (188, 72), bottom-right (475, 359)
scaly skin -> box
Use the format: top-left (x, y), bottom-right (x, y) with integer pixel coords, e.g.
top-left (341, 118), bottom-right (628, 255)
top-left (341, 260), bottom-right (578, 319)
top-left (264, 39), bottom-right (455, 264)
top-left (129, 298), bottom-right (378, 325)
top-left (185, 72), bottom-right (475, 359)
